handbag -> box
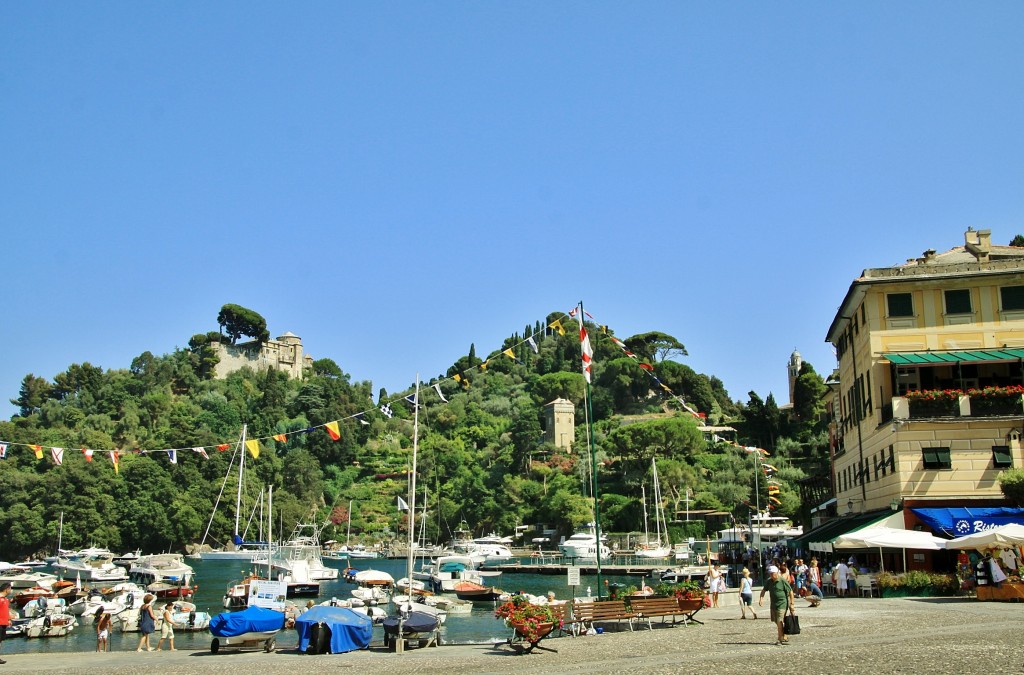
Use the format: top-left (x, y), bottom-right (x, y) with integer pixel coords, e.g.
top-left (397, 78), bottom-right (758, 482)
top-left (783, 612), bottom-right (801, 635)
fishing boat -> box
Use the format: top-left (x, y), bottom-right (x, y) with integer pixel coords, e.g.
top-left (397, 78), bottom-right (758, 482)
top-left (22, 611), bottom-right (77, 638)
top-left (452, 580), bottom-right (504, 602)
top-left (270, 521), bottom-right (338, 582)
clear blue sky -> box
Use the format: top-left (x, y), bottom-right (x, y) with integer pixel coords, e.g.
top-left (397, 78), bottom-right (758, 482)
top-left (3, 2), bottom-right (1024, 419)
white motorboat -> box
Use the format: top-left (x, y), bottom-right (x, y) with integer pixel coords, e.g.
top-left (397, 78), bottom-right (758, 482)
top-left (558, 523), bottom-right (612, 562)
top-left (0, 567), bottom-right (58, 591)
top-left (112, 549), bottom-right (142, 567)
top-left (129, 553), bottom-right (195, 587)
top-left (23, 611), bottom-right (77, 638)
top-left (423, 555), bottom-right (483, 592)
top-left (271, 523), bottom-right (338, 582)
top-left (53, 548), bottom-right (128, 583)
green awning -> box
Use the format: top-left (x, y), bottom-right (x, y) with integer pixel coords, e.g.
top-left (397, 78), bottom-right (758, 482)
top-left (791, 510), bottom-right (892, 553)
top-left (883, 348), bottom-right (1024, 365)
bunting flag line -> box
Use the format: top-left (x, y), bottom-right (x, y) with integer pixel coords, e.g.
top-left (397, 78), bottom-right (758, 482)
top-left (404, 394), bottom-right (419, 408)
top-left (479, 359), bottom-right (488, 371)
top-left (549, 319), bottom-right (566, 336)
top-left (568, 307), bottom-right (578, 318)
top-left (110, 451), bottom-right (119, 475)
top-left (432, 383), bottom-right (448, 403)
top-left (167, 448), bottom-right (177, 465)
top-left (245, 440), bottom-right (260, 459)
top-left (217, 444), bottom-right (230, 452)
top-left (380, 404), bottom-right (393, 419)
top-left (502, 348), bottom-right (519, 363)
top-left (325, 421), bottom-right (341, 441)
top-left (84, 448), bottom-right (93, 463)
top-left (192, 447), bottom-right (209, 460)
top-left (32, 445), bottom-right (43, 459)
top-left (355, 413), bottom-right (370, 425)
top-left (526, 335), bottom-right (539, 354)
top-left (0, 443), bottom-right (7, 459)
top-left (51, 447), bottom-right (64, 466)
top-left (638, 362), bottom-right (654, 371)
top-left (273, 434), bottom-right (287, 443)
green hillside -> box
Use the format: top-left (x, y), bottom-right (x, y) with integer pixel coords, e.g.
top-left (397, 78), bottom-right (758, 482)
top-left (0, 305), bottom-right (828, 559)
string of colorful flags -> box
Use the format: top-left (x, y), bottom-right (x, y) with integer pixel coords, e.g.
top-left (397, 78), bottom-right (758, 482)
top-left (0, 302), bottom-right (722, 476)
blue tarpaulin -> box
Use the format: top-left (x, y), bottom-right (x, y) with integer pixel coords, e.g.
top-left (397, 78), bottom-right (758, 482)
top-left (294, 606), bottom-right (373, 654)
top-left (209, 606), bottom-right (286, 638)
top-left (910, 507), bottom-right (1024, 537)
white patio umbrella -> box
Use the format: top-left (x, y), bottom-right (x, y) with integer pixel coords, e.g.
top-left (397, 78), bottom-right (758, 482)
top-left (943, 523), bottom-right (1024, 551)
top-left (833, 526), bottom-right (947, 571)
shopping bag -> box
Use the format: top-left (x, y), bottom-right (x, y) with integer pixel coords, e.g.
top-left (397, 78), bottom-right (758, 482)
top-left (783, 613), bottom-right (801, 635)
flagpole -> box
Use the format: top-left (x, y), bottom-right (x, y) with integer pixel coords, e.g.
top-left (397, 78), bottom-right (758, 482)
top-left (578, 301), bottom-right (603, 597)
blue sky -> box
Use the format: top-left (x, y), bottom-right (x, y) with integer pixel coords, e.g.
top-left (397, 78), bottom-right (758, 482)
top-left (3, 2), bottom-right (1024, 418)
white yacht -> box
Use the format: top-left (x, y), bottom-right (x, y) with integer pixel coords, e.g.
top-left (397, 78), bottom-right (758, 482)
top-left (271, 524), bottom-right (338, 582)
top-left (423, 555), bottom-right (482, 592)
top-left (53, 548), bottom-right (128, 583)
top-left (558, 524), bottom-right (612, 562)
top-left (129, 553), bottom-right (194, 588)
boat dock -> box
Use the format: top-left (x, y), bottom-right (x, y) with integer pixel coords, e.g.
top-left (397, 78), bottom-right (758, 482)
top-left (479, 561), bottom-right (671, 576)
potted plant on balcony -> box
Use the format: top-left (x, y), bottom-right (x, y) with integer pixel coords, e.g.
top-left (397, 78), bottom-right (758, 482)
top-left (967, 385), bottom-right (1024, 416)
top-left (904, 388), bottom-right (963, 418)
top-left (494, 594), bottom-right (556, 643)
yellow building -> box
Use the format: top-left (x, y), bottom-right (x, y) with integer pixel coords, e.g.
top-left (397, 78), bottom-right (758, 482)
top-left (824, 228), bottom-right (1024, 540)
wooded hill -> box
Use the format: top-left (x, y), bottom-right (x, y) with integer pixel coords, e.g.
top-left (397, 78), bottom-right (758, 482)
top-left (0, 306), bottom-right (829, 559)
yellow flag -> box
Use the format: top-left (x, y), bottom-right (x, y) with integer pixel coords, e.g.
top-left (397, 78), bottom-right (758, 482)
top-left (32, 445), bottom-right (43, 459)
top-left (549, 319), bottom-right (566, 336)
top-left (245, 440), bottom-right (260, 459)
top-left (480, 360), bottom-right (488, 371)
top-left (502, 348), bottom-right (516, 360)
top-left (273, 433), bottom-right (287, 443)
top-left (324, 421), bottom-right (341, 441)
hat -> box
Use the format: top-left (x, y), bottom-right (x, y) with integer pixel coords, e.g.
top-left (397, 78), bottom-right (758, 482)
top-left (767, 565), bottom-right (780, 574)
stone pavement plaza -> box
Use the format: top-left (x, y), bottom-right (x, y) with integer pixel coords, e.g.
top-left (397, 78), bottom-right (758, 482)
top-left (5, 595), bottom-right (1023, 674)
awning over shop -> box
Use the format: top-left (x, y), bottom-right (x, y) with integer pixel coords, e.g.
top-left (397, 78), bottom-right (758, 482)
top-left (910, 507), bottom-right (1024, 537)
top-left (791, 510), bottom-right (892, 554)
top-left (883, 348), bottom-right (1024, 365)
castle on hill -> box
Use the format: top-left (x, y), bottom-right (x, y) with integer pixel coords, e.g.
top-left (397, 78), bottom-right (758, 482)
top-left (213, 331), bottom-right (313, 380)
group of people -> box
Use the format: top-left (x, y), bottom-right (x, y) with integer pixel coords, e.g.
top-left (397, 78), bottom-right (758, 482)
top-left (134, 593), bottom-right (179, 652)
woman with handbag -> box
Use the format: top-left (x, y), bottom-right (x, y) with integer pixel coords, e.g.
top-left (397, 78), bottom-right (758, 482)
top-left (136, 594), bottom-right (157, 652)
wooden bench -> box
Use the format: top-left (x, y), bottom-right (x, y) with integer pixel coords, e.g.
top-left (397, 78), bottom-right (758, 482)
top-left (571, 599), bottom-right (638, 632)
top-left (548, 602), bottom-right (582, 637)
top-left (628, 596), bottom-right (694, 629)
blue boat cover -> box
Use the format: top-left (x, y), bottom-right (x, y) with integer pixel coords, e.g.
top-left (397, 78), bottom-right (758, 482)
top-left (295, 606), bottom-right (373, 654)
top-left (209, 606), bottom-right (286, 637)
top-left (910, 506), bottom-right (1024, 537)
top-left (439, 561), bottom-right (465, 573)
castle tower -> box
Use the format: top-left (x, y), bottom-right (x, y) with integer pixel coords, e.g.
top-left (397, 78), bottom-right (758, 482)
top-left (544, 398), bottom-right (575, 451)
top-left (787, 349), bottom-right (802, 405)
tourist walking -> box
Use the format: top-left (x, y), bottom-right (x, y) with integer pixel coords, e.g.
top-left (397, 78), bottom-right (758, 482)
top-left (155, 601), bottom-right (177, 651)
top-left (0, 582), bottom-right (11, 664)
top-left (758, 565), bottom-right (794, 645)
top-left (707, 561), bottom-right (724, 608)
top-left (738, 568), bottom-right (757, 619)
top-left (136, 594), bottom-right (157, 651)
top-left (95, 607), bottom-right (112, 651)
top-left (834, 560), bottom-right (850, 598)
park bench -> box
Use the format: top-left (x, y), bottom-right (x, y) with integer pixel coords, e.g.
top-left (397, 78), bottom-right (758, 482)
top-left (628, 596), bottom-right (696, 629)
top-left (571, 599), bottom-right (638, 632)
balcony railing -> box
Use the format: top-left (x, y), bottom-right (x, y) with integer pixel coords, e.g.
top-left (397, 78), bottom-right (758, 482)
top-left (892, 392), bottom-right (1024, 420)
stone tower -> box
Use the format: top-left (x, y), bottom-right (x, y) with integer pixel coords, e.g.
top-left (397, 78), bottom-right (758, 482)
top-left (544, 398), bottom-right (576, 451)
top-left (787, 349), bottom-right (802, 405)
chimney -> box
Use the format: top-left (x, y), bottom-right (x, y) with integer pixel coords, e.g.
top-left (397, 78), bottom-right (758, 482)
top-left (965, 228), bottom-right (992, 262)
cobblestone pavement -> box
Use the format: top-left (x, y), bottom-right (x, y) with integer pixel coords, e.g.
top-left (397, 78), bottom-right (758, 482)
top-left (5, 595), bottom-right (1023, 674)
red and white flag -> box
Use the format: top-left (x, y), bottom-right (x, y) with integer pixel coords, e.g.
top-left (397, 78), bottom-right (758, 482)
top-left (51, 447), bottom-right (64, 466)
top-left (578, 311), bottom-right (593, 384)
top-left (84, 448), bottom-right (94, 463)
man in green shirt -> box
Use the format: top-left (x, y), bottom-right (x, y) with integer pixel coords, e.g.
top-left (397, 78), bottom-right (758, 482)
top-left (758, 565), bottom-right (794, 645)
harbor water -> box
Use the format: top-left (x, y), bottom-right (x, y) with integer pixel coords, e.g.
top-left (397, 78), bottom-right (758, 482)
top-left (1, 556), bottom-right (656, 655)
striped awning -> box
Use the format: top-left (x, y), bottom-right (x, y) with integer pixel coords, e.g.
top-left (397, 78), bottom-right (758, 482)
top-left (883, 348), bottom-right (1024, 365)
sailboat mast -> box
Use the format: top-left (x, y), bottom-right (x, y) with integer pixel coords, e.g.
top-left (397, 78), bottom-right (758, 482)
top-left (267, 485), bottom-right (273, 579)
top-left (405, 377), bottom-right (420, 588)
top-left (235, 424), bottom-right (247, 541)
